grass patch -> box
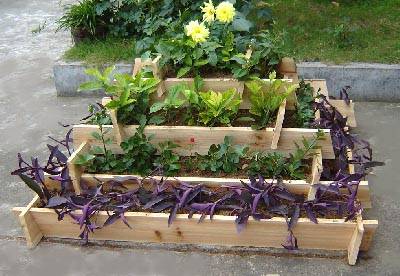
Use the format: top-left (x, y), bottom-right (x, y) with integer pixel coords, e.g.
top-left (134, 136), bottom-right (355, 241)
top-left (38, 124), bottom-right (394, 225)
top-left (63, 0), bottom-right (400, 64)
top-left (270, 0), bottom-right (400, 63)
top-left (63, 37), bottom-right (136, 65)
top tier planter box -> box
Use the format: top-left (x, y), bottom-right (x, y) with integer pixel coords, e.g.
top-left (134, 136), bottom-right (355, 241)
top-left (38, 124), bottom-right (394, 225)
top-left (140, 57), bottom-right (357, 127)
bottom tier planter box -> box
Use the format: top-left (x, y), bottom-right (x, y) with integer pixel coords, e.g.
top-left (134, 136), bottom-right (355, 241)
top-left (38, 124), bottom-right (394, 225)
top-left (13, 196), bottom-right (377, 265)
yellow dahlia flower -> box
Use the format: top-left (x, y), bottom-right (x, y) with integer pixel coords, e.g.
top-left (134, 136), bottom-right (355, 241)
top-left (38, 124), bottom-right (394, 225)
top-left (201, 0), bottom-right (215, 23)
top-left (185, 20), bottom-right (210, 43)
top-left (215, 1), bottom-right (235, 23)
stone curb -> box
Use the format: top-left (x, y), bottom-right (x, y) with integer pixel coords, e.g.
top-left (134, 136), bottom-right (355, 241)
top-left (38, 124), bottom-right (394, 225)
top-left (54, 60), bottom-right (400, 101)
top-left (297, 62), bottom-right (400, 102)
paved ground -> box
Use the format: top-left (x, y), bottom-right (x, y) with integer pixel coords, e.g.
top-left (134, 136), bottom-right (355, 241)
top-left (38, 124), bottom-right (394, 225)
top-left (0, 1), bottom-right (399, 275)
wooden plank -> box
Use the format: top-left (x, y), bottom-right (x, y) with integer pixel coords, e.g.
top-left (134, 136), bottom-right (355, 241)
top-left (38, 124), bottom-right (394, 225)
top-left (132, 57), bottom-right (143, 76)
top-left (348, 214), bottom-right (364, 265)
top-left (101, 97), bottom-right (125, 145)
top-left (73, 125), bottom-right (335, 159)
top-left (360, 220), bottom-right (378, 251)
top-left (11, 204), bottom-right (377, 254)
top-left (132, 57), bottom-right (162, 79)
top-left (67, 141), bottom-right (90, 195)
top-left (329, 99), bottom-right (357, 127)
top-left (307, 149), bottom-right (323, 200)
top-left (271, 99), bottom-right (286, 149)
top-left (278, 57), bottom-right (297, 74)
top-left (347, 149), bottom-right (355, 175)
top-left (17, 195), bottom-right (43, 248)
top-left (43, 173), bottom-right (371, 208)
top-left (306, 79), bottom-right (329, 97)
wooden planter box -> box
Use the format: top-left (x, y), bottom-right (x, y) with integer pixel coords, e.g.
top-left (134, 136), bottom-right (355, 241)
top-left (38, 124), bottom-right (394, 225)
top-left (12, 58), bottom-right (370, 266)
top-left (73, 76), bottom-right (356, 160)
top-left (134, 57), bottom-right (357, 127)
top-left (13, 195), bottom-right (378, 265)
top-left (64, 141), bottom-right (371, 209)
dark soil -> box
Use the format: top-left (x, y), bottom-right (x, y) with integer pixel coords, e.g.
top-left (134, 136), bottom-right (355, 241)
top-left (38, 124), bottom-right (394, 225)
top-left (282, 110), bottom-right (299, 128)
top-left (84, 156), bottom-right (313, 180)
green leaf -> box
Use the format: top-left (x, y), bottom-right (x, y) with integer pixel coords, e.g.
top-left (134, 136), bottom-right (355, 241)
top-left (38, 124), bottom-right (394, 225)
top-left (18, 174), bottom-right (45, 200)
top-left (84, 68), bottom-right (103, 79)
top-left (150, 102), bottom-right (165, 113)
top-left (148, 115), bottom-right (166, 125)
top-left (232, 68), bottom-right (248, 79)
top-left (78, 81), bottom-right (104, 92)
top-left (105, 100), bottom-right (120, 110)
top-left (177, 67), bottom-right (191, 78)
top-left (208, 52), bottom-right (218, 66)
top-left (233, 17), bottom-right (253, 32)
top-left (236, 116), bottom-right (255, 122)
top-left (194, 59), bottom-right (208, 67)
top-left (74, 154), bottom-right (96, 165)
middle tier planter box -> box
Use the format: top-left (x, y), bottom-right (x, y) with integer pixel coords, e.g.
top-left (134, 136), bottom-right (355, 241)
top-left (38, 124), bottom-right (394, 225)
top-left (61, 140), bottom-right (371, 208)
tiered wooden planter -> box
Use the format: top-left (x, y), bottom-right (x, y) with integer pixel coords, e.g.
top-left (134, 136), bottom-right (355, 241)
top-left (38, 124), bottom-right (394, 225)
top-left (12, 59), bottom-right (376, 265)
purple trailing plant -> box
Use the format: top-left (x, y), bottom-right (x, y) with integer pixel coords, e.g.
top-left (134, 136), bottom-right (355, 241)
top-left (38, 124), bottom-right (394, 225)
top-left (11, 129), bottom-right (73, 201)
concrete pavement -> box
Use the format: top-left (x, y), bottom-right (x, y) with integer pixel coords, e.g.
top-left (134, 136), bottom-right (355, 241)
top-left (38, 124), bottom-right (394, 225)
top-left (0, 1), bottom-right (399, 275)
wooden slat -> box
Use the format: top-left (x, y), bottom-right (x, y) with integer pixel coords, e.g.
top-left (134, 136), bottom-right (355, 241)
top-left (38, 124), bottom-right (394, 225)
top-left (67, 141), bottom-right (90, 195)
top-left (306, 79), bottom-right (329, 97)
top-left (271, 99), bottom-right (286, 149)
top-left (132, 57), bottom-right (143, 77)
top-left (329, 99), bottom-right (357, 127)
top-left (43, 173), bottom-right (371, 208)
top-left (12, 204), bottom-right (378, 259)
top-left (17, 195), bottom-right (43, 248)
top-left (347, 149), bottom-right (355, 175)
top-left (101, 97), bottom-right (126, 146)
top-left (73, 125), bottom-right (335, 159)
top-left (348, 214), bottom-right (365, 265)
top-left (307, 149), bottom-right (323, 200)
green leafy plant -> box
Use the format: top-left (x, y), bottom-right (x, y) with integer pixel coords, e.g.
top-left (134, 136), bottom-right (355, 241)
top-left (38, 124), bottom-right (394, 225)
top-left (198, 136), bottom-right (248, 173)
top-left (79, 66), bottom-right (159, 124)
top-left (295, 80), bottom-right (316, 128)
top-left (154, 2), bottom-right (281, 79)
top-left (247, 130), bottom-right (325, 179)
top-left (230, 30), bottom-right (285, 79)
top-left (150, 84), bottom-right (186, 123)
top-left (74, 122), bottom-right (122, 173)
top-left (286, 130), bottom-right (325, 179)
top-left (82, 103), bottom-right (112, 125)
top-left (198, 89), bottom-right (241, 126)
top-left (247, 151), bottom-right (287, 178)
top-left (120, 126), bottom-right (157, 176)
top-left (245, 72), bottom-right (298, 129)
top-left (154, 141), bottom-right (181, 176)
top-left (56, 0), bottom-right (105, 40)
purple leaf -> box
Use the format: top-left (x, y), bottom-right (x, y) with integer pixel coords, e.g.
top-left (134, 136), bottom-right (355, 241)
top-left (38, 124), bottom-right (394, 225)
top-left (46, 196), bottom-right (68, 208)
top-left (288, 205), bottom-right (300, 231)
top-left (168, 204), bottom-right (179, 226)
